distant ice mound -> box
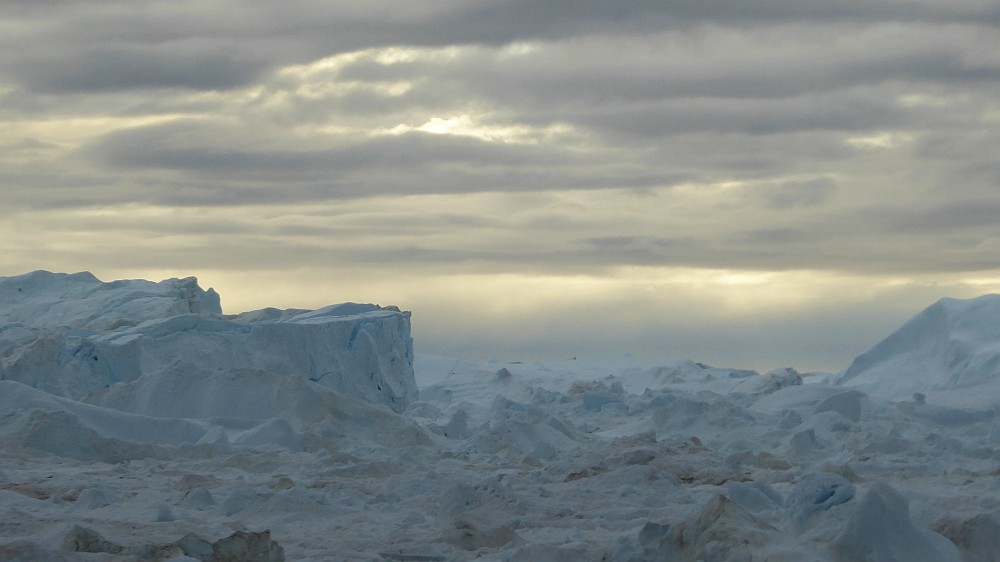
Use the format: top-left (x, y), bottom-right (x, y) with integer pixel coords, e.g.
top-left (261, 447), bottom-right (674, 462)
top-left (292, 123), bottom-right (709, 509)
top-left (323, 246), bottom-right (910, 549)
top-left (0, 270), bottom-right (417, 412)
top-left (837, 294), bottom-right (1000, 401)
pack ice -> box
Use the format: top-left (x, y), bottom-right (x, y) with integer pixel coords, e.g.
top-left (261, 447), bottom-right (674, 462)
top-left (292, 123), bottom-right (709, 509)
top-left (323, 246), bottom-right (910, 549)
top-left (2, 272), bottom-right (1000, 562)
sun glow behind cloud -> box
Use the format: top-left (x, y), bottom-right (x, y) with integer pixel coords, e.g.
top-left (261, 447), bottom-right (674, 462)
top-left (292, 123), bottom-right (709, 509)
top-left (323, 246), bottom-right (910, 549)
top-left (274, 46), bottom-right (460, 101)
top-left (384, 114), bottom-right (572, 144)
top-left (5, 182), bottom-right (1000, 371)
top-left (844, 132), bottom-right (914, 150)
top-left (179, 265), bottom-right (1000, 371)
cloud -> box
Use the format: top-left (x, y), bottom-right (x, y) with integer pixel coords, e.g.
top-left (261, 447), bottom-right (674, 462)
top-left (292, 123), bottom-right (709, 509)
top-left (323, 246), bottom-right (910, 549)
top-left (17, 48), bottom-right (263, 93)
top-left (90, 119), bottom-right (580, 172)
top-left (755, 178), bottom-right (837, 209)
top-left (882, 201), bottom-right (1000, 233)
top-left (4, 2), bottom-right (997, 99)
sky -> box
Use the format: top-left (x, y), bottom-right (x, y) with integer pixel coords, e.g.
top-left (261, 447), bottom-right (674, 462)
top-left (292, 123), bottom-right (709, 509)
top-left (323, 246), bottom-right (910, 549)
top-left (2, 1), bottom-right (999, 372)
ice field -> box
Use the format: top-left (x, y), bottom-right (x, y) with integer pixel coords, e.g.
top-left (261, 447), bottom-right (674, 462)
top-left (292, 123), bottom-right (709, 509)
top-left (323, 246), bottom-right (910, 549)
top-left (3, 271), bottom-right (1000, 561)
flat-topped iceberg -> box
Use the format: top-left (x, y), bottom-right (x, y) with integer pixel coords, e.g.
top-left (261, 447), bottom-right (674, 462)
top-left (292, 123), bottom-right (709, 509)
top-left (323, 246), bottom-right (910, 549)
top-left (0, 270), bottom-right (417, 412)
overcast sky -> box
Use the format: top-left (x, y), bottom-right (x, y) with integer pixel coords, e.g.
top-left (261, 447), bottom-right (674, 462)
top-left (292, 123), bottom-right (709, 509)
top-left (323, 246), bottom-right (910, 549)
top-left (2, 1), bottom-right (999, 372)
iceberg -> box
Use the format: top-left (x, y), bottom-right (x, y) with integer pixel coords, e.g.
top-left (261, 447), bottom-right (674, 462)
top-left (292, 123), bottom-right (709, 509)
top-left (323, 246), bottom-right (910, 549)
top-left (838, 294), bottom-right (1000, 401)
top-left (0, 271), bottom-right (417, 412)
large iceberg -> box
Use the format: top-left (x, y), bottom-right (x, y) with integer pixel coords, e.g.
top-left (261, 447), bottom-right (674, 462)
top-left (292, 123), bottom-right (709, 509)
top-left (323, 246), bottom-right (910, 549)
top-left (837, 294), bottom-right (1000, 401)
top-left (0, 270), bottom-right (417, 412)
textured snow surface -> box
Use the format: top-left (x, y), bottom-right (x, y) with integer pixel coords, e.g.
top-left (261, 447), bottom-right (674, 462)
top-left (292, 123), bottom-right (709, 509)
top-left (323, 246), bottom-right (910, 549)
top-left (0, 270), bottom-right (222, 330)
top-left (3, 276), bottom-right (1000, 561)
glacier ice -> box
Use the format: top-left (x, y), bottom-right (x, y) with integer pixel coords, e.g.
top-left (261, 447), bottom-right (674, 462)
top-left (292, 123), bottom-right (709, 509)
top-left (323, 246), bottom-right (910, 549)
top-left (838, 294), bottom-right (1000, 401)
top-left (0, 270), bottom-right (417, 411)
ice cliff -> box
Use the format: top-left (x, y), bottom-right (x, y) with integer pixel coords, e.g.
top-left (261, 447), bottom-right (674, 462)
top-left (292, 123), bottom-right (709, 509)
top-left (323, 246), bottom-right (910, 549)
top-left (838, 294), bottom-right (1000, 401)
top-left (0, 270), bottom-right (417, 412)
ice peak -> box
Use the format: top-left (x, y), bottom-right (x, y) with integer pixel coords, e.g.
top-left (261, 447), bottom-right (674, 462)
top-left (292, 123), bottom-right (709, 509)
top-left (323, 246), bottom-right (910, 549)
top-left (838, 293), bottom-right (1000, 401)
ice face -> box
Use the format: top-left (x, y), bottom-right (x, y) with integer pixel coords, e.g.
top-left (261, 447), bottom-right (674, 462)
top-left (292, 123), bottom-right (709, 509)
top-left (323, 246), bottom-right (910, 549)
top-left (0, 271), bottom-right (417, 410)
top-left (838, 294), bottom-right (1000, 403)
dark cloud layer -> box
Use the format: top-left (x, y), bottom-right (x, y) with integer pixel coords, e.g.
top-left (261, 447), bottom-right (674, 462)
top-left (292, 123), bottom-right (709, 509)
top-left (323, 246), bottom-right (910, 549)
top-left (18, 48), bottom-right (263, 92)
top-left (90, 121), bottom-right (581, 173)
top-left (4, 1), bottom-right (998, 94)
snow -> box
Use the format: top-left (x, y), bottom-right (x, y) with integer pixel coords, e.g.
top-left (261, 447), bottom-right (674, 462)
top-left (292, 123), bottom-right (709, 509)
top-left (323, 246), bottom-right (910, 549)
top-left (833, 482), bottom-right (961, 562)
top-left (0, 270), bottom-right (222, 331)
top-left (3, 274), bottom-right (1000, 561)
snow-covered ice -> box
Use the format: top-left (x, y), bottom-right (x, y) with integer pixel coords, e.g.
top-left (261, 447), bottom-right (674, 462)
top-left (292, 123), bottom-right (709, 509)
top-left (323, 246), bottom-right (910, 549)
top-left (838, 294), bottom-right (1000, 407)
top-left (2, 272), bottom-right (1000, 561)
top-left (0, 271), bottom-right (416, 411)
